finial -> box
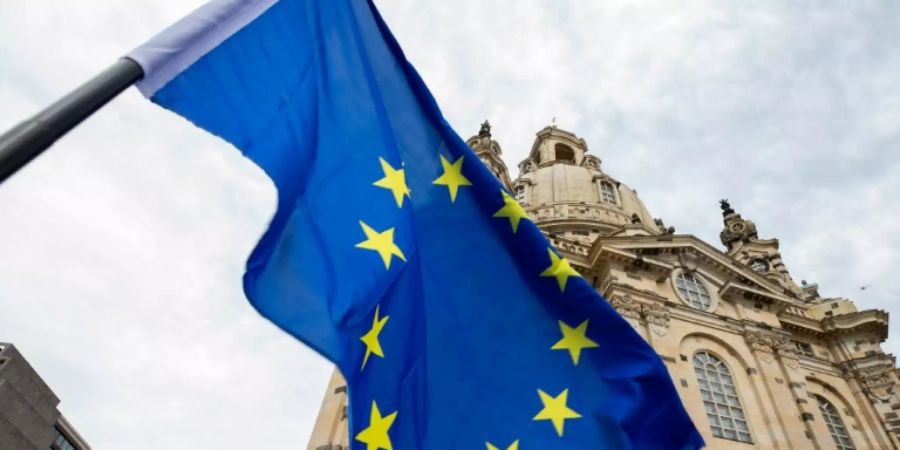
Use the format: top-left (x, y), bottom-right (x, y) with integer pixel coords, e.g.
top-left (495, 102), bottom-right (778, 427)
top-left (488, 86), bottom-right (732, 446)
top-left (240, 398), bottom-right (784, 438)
top-left (720, 198), bottom-right (735, 217)
top-left (631, 213), bottom-right (642, 224)
top-left (479, 120), bottom-right (491, 138)
top-left (551, 117), bottom-right (557, 128)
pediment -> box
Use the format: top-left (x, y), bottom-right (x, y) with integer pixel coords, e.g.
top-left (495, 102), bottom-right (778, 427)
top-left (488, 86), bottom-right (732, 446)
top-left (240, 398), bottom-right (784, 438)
top-left (588, 234), bottom-right (798, 304)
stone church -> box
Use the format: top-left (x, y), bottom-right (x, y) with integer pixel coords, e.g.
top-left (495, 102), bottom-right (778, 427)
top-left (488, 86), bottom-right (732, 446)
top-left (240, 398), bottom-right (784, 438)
top-left (308, 123), bottom-right (899, 449)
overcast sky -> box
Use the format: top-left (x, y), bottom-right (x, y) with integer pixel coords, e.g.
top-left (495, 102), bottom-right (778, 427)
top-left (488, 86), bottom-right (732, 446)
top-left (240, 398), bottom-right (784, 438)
top-left (1, 1), bottom-right (898, 448)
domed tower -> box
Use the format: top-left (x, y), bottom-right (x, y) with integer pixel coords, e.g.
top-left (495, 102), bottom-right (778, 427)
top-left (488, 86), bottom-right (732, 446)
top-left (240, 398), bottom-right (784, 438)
top-left (512, 125), bottom-right (663, 242)
top-left (466, 120), bottom-right (512, 191)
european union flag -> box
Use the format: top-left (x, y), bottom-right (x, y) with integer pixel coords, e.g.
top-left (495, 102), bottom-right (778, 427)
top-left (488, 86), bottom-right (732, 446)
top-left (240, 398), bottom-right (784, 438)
top-left (130, 0), bottom-right (704, 448)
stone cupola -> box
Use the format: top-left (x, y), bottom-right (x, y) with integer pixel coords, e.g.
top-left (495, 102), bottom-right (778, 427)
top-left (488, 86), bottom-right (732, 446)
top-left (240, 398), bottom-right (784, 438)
top-left (511, 125), bottom-right (663, 239)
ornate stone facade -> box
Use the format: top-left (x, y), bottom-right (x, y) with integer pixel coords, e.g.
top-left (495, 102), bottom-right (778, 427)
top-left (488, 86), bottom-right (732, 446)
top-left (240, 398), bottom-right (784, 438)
top-left (308, 125), bottom-right (900, 449)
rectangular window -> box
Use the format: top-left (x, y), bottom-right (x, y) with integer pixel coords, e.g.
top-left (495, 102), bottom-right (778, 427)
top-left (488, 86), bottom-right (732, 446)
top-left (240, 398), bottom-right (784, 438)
top-left (516, 187), bottom-right (526, 205)
top-left (599, 182), bottom-right (616, 204)
top-left (793, 341), bottom-right (814, 358)
top-left (52, 427), bottom-right (77, 450)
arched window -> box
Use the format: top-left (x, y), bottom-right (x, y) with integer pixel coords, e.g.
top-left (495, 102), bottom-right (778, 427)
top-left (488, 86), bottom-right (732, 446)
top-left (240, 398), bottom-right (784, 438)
top-left (693, 352), bottom-right (752, 443)
top-left (816, 396), bottom-right (855, 450)
top-left (675, 272), bottom-right (712, 310)
top-left (600, 181), bottom-right (616, 204)
top-left (554, 144), bottom-right (575, 163)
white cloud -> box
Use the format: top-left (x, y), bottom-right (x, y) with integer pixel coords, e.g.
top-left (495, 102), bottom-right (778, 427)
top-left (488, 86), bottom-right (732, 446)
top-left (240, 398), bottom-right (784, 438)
top-left (0, 1), bottom-right (898, 448)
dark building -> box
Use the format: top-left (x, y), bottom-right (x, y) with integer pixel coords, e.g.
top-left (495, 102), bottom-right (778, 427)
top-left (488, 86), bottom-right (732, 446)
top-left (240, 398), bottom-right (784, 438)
top-left (0, 343), bottom-right (89, 450)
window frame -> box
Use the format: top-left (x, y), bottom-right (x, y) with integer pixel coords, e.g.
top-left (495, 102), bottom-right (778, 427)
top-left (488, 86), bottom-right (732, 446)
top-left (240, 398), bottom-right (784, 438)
top-left (793, 340), bottom-right (815, 358)
top-left (515, 186), bottom-right (526, 205)
top-left (693, 351), bottom-right (753, 444)
top-left (816, 395), bottom-right (856, 450)
top-left (599, 181), bottom-right (617, 205)
top-left (51, 426), bottom-right (78, 450)
top-left (673, 270), bottom-right (715, 311)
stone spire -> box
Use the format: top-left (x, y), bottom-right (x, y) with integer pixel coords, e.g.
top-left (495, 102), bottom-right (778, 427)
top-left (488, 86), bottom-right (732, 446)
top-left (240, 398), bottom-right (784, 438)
top-left (719, 199), bottom-right (758, 250)
top-left (466, 120), bottom-right (512, 191)
top-left (718, 199), bottom-right (802, 294)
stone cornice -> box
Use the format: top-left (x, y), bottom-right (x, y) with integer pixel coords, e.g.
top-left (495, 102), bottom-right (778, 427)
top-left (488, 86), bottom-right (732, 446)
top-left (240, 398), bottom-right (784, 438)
top-left (545, 234), bottom-right (592, 264)
top-left (799, 355), bottom-right (844, 377)
top-left (665, 301), bottom-right (747, 336)
top-left (526, 201), bottom-right (633, 230)
top-left (590, 245), bottom-right (674, 274)
top-left (719, 281), bottom-right (794, 311)
top-left (593, 234), bottom-right (800, 303)
top-left (781, 309), bottom-right (889, 341)
top-left (822, 309), bottom-right (889, 340)
top-left (779, 312), bottom-right (823, 335)
top-left (603, 281), bottom-right (670, 304)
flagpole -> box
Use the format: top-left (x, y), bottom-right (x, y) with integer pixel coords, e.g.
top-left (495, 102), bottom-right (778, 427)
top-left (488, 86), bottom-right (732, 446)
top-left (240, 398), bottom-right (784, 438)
top-left (0, 58), bottom-right (143, 185)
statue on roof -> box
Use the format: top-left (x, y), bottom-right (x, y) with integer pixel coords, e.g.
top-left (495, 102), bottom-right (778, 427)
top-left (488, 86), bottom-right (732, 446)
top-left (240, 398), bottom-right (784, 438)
top-left (479, 120), bottom-right (491, 138)
top-left (720, 199), bottom-right (735, 217)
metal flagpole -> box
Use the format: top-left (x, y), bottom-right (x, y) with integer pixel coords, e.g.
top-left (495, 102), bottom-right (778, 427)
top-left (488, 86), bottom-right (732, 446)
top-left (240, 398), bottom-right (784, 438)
top-left (0, 58), bottom-right (144, 185)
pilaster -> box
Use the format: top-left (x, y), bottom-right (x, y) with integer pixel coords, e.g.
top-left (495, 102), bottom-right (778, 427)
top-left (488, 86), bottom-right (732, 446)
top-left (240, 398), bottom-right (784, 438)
top-left (841, 357), bottom-right (900, 448)
top-left (743, 328), bottom-right (806, 449)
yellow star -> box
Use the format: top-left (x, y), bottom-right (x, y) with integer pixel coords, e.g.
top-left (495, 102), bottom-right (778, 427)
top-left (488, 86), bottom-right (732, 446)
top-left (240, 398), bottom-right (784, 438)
top-left (492, 190), bottom-right (530, 233)
top-left (360, 305), bottom-right (389, 370)
top-left (533, 388), bottom-right (581, 437)
top-left (355, 400), bottom-right (398, 450)
top-left (356, 221), bottom-right (406, 270)
top-left (373, 157), bottom-right (410, 208)
top-left (432, 154), bottom-right (472, 202)
top-left (486, 440), bottom-right (519, 450)
top-left (540, 248), bottom-right (581, 292)
top-left (551, 320), bottom-right (599, 365)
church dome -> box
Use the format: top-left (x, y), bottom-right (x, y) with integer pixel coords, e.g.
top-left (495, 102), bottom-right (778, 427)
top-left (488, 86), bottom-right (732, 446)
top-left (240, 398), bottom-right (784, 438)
top-left (511, 126), bottom-right (662, 239)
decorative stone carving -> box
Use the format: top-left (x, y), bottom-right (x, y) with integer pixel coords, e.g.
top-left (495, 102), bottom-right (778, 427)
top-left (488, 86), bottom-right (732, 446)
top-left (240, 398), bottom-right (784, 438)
top-left (518, 159), bottom-right (537, 174)
top-left (608, 295), bottom-right (641, 321)
top-left (607, 295), bottom-right (642, 331)
top-left (582, 155), bottom-right (602, 171)
top-left (643, 302), bottom-right (670, 337)
top-left (744, 329), bottom-right (796, 366)
top-left (606, 295), bottom-right (672, 337)
top-left (774, 341), bottom-right (800, 369)
top-left (719, 201), bottom-right (759, 248)
top-left (853, 364), bottom-right (897, 401)
top-left (744, 331), bottom-right (776, 364)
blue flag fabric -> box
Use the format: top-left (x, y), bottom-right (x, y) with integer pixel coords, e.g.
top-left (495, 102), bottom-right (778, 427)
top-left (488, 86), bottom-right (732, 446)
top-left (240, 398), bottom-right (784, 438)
top-left (130, 1), bottom-right (704, 448)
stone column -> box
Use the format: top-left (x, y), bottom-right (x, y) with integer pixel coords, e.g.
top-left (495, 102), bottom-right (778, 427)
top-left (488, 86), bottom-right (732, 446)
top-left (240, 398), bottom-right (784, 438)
top-left (772, 341), bottom-right (829, 449)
